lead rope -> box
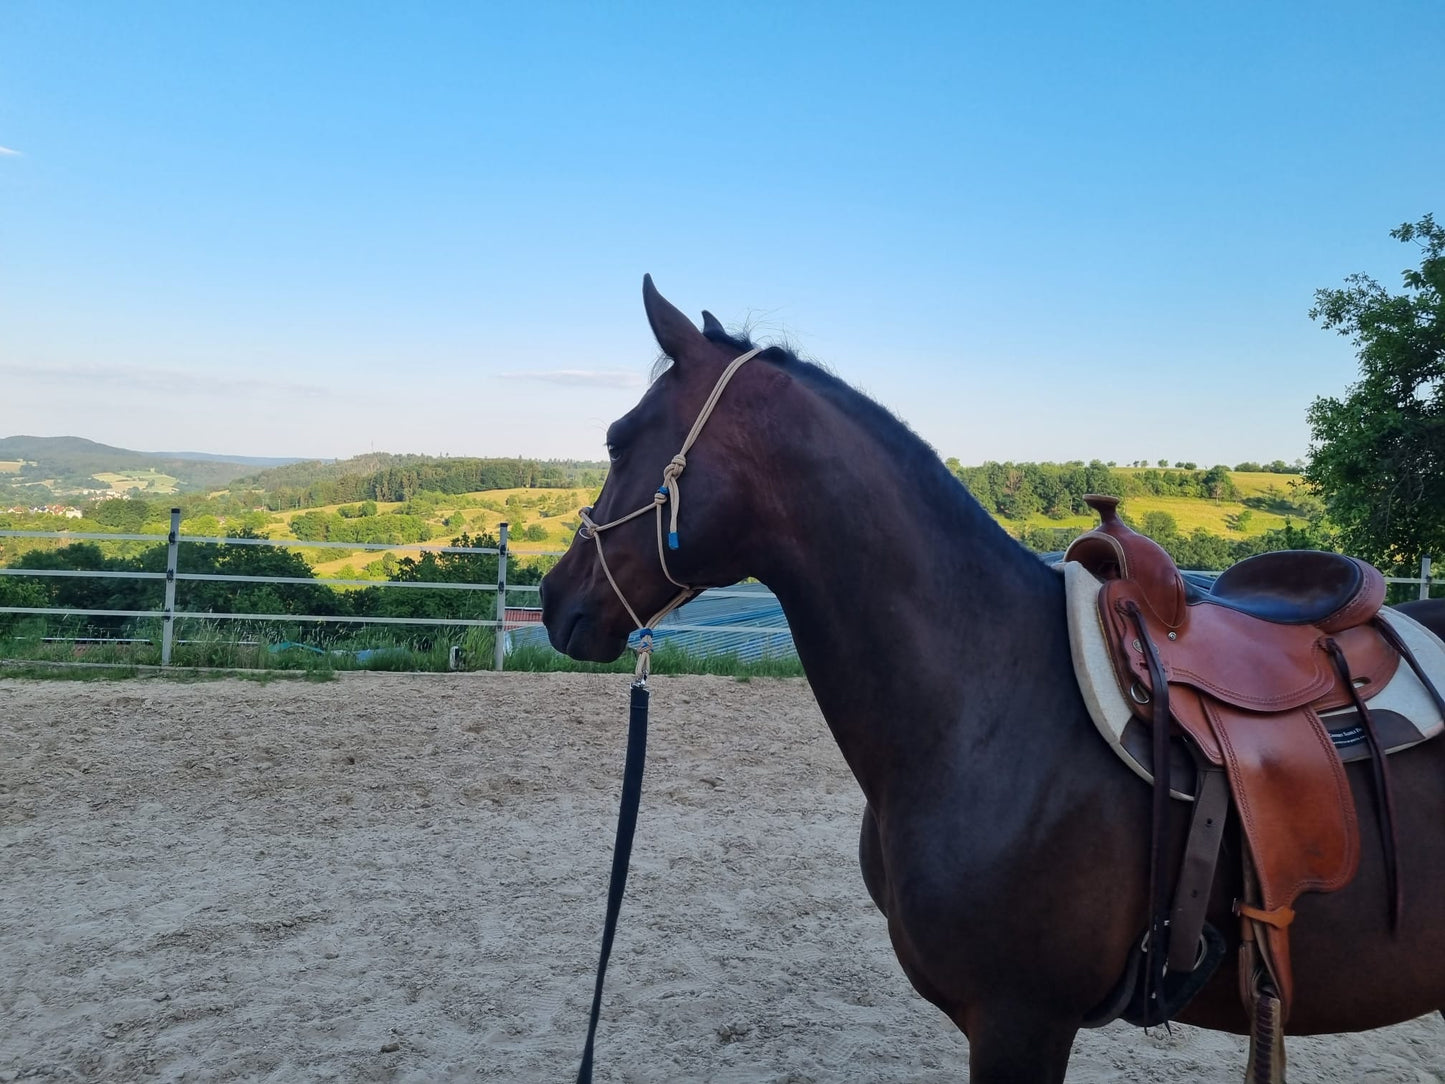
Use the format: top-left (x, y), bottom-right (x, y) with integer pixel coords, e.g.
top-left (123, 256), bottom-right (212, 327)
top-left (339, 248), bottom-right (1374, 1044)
top-left (574, 347), bottom-right (763, 1082)
top-left (576, 677), bottom-right (648, 1084)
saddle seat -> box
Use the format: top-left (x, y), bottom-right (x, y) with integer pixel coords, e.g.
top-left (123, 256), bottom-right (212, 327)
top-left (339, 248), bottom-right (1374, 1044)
top-left (1209, 549), bottom-right (1385, 629)
top-left (1065, 495), bottom-right (1386, 637)
top-left (1061, 493), bottom-right (1443, 1057)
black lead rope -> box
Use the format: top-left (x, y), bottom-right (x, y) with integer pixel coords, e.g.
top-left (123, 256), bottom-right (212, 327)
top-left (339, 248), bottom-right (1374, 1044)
top-left (576, 679), bottom-right (650, 1084)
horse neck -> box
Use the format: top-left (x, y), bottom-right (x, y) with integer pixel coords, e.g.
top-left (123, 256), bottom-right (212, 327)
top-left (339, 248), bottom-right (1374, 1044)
top-left (747, 398), bottom-right (1069, 803)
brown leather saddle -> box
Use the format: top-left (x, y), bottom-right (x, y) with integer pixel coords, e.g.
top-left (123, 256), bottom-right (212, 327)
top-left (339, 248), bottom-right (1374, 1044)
top-left (1065, 495), bottom-right (1445, 1069)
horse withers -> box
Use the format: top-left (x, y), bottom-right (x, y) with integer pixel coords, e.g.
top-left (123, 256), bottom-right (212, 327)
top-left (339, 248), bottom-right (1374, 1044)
top-left (540, 277), bottom-right (1445, 1083)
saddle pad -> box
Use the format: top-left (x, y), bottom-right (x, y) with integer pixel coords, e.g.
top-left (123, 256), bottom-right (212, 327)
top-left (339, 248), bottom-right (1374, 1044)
top-left (1062, 561), bottom-right (1445, 800)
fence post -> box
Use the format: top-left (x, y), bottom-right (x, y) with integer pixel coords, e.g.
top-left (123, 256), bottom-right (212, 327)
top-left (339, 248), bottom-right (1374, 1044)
top-left (1421, 555), bottom-right (1433, 601)
top-left (494, 522), bottom-right (509, 671)
top-left (161, 508), bottom-right (181, 665)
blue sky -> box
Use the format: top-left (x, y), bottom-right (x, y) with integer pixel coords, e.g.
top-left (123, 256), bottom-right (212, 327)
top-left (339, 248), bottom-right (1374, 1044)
top-left (2, 2), bottom-right (1442, 466)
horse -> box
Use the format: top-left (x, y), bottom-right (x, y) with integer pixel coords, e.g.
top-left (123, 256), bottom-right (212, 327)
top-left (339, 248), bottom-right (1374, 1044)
top-left (1397, 597), bottom-right (1445, 640)
top-left (539, 277), bottom-right (1445, 1083)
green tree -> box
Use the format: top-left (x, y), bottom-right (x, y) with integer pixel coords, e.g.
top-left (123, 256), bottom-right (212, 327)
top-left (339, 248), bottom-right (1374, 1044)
top-left (1140, 511), bottom-right (1179, 540)
top-left (0, 574), bottom-right (48, 633)
top-left (88, 497), bottom-right (154, 533)
top-left (1200, 465), bottom-right (1236, 502)
top-left (290, 510), bottom-right (331, 542)
top-left (1306, 214), bottom-right (1445, 567)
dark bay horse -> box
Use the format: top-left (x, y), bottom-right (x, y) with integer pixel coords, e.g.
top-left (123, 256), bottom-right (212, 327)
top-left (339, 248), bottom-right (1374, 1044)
top-left (1398, 597), bottom-right (1445, 639)
top-left (539, 278), bottom-right (1445, 1083)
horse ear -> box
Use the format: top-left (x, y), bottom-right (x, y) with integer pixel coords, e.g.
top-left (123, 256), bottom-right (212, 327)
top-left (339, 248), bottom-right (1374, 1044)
top-left (700, 310), bottom-right (727, 340)
top-left (643, 274), bottom-right (707, 361)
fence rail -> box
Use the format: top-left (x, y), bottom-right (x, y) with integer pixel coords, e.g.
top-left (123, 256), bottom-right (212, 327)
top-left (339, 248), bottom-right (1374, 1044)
top-left (0, 511), bottom-right (526, 667)
top-left (2, 514), bottom-right (1439, 669)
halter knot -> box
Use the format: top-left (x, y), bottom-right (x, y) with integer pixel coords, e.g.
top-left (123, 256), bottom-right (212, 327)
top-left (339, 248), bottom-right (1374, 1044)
top-left (634, 627), bottom-right (655, 680)
top-left (660, 455), bottom-right (689, 547)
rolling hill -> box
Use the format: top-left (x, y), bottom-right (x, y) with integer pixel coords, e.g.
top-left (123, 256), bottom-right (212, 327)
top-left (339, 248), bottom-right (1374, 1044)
top-left (0, 435), bottom-right (309, 497)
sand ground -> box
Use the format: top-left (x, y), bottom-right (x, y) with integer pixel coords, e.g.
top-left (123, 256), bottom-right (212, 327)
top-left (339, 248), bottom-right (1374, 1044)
top-left (1, 672), bottom-right (1440, 1082)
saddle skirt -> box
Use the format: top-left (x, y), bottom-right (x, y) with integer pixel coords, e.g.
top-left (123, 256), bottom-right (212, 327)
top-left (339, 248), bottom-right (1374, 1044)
top-left (1063, 560), bottom-right (1445, 798)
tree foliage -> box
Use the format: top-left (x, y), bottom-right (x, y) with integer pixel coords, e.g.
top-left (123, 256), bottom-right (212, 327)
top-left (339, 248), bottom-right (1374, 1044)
top-left (1306, 215), bottom-right (1445, 568)
top-left (238, 456), bottom-right (607, 510)
top-left (946, 460), bottom-right (1239, 520)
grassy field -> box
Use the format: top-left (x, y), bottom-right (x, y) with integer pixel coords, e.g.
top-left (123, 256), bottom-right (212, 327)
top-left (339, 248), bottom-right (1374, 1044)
top-left (999, 472), bottom-right (1309, 539)
top-left (92, 469), bottom-right (180, 494)
top-left (0, 460), bottom-right (23, 473)
top-left (263, 487), bottom-right (594, 578)
top-left (1227, 472), bottom-right (1313, 501)
top-left (1001, 495), bottom-right (1294, 537)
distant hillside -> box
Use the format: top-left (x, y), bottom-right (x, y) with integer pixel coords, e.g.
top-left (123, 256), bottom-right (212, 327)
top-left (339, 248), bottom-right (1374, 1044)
top-left (232, 452), bottom-right (437, 490)
top-left (152, 450), bottom-right (310, 467)
top-left (0, 435), bottom-right (306, 498)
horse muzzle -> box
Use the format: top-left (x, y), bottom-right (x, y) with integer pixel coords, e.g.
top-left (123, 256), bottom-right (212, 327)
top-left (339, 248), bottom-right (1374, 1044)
top-left (540, 572), bottom-right (631, 663)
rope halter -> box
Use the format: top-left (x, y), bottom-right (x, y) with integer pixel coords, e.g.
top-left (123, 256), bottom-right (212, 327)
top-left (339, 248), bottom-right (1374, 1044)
top-left (576, 346), bottom-right (765, 681)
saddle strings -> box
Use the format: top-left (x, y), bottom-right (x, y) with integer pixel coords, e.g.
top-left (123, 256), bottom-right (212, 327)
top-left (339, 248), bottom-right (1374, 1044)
top-left (576, 346), bottom-right (765, 679)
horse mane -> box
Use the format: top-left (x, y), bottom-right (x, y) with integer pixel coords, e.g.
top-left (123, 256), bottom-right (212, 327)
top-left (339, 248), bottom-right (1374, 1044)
top-left (698, 323), bottom-right (925, 461)
top-left (695, 324), bottom-right (1036, 568)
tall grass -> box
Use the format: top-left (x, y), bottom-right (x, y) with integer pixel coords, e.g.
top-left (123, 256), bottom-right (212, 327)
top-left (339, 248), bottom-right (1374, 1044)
top-left (0, 615), bottom-right (804, 679)
top-left (503, 641), bottom-right (805, 679)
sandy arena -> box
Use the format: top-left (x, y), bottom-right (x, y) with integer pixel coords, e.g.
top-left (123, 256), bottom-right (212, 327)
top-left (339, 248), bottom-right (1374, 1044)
top-left (2, 672), bottom-right (1441, 1082)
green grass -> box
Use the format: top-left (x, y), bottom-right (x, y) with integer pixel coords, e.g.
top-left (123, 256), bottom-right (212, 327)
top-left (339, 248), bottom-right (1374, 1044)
top-left (503, 641), bottom-right (805, 678)
top-left (1229, 471), bottom-right (1306, 499)
top-left (996, 473), bottom-right (1311, 540)
top-left (0, 618), bottom-right (803, 679)
top-left (274, 485), bottom-right (593, 575)
top-left (92, 469), bottom-right (181, 494)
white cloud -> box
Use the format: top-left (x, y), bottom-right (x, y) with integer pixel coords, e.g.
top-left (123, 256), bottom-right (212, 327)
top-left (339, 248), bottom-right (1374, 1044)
top-left (0, 145), bottom-right (21, 157)
top-left (495, 369), bottom-right (644, 389)
top-left (0, 361), bottom-right (328, 399)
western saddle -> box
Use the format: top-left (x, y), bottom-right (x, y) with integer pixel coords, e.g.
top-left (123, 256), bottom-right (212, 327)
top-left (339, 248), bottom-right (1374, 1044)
top-left (1065, 495), bottom-right (1445, 1078)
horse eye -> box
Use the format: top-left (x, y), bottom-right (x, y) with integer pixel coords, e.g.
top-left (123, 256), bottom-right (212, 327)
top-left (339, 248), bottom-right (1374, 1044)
top-left (607, 444), bottom-right (621, 463)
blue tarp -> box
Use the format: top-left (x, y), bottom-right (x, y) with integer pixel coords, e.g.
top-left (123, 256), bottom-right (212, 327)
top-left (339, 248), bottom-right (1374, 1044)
top-left (508, 583), bottom-right (796, 663)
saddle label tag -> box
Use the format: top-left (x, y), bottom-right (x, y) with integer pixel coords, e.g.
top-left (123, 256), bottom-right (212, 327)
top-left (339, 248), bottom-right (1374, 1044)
top-left (1329, 725), bottom-right (1365, 750)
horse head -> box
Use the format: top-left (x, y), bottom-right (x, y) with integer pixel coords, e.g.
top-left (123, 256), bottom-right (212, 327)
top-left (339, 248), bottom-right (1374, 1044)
top-left (540, 276), bottom-right (779, 662)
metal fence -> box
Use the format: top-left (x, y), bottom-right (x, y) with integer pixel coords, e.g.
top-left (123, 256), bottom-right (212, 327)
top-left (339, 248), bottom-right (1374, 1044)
top-left (0, 511), bottom-right (806, 669)
top-left (1, 511), bottom-right (1439, 669)
top-left (0, 510), bottom-right (524, 668)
